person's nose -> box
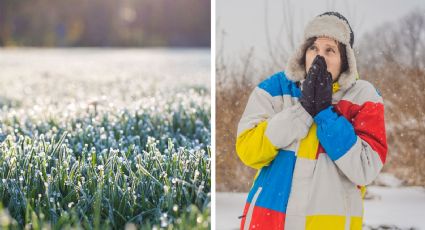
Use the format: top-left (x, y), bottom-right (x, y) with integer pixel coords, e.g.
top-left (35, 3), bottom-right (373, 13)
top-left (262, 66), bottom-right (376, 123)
top-left (315, 53), bottom-right (328, 65)
top-left (317, 49), bottom-right (326, 58)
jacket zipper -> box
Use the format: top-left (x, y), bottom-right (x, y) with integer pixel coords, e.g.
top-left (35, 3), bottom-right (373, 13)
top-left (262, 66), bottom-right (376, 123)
top-left (344, 194), bottom-right (350, 230)
top-left (244, 187), bottom-right (262, 230)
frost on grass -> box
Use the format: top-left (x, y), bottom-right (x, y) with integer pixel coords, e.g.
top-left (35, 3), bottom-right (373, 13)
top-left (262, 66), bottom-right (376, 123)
top-left (0, 49), bottom-right (211, 229)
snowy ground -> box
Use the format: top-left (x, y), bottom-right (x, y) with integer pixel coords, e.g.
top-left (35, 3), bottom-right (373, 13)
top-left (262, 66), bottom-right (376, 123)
top-left (217, 174), bottom-right (425, 230)
top-left (363, 186), bottom-right (425, 229)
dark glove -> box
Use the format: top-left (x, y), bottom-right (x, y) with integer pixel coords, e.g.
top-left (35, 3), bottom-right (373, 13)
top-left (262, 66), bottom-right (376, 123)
top-left (313, 56), bottom-right (333, 115)
top-left (300, 55), bottom-right (326, 117)
top-left (299, 61), bottom-right (317, 117)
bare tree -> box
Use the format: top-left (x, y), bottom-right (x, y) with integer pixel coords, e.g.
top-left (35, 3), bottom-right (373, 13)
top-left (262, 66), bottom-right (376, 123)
top-left (264, 0), bottom-right (301, 70)
top-left (400, 9), bottom-right (425, 70)
top-left (360, 9), bottom-right (425, 70)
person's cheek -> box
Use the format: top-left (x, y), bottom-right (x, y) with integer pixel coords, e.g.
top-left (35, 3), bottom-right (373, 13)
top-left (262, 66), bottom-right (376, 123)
top-left (323, 56), bottom-right (333, 78)
top-left (329, 58), bottom-right (339, 81)
top-left (305, 52), bottom-right (314, 72)
top-left (327, 58), bottom-right (333, 72)
top-left (305, 61), bottom-right (311, 73)
top-left (305, 58), bottom-right (310, 72)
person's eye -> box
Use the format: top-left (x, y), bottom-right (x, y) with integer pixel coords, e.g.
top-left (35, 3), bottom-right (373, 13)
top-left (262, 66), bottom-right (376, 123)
top-left (326, 48), bottom-right (335, 53)
top-left (309, 45), bottom-right (317, 51)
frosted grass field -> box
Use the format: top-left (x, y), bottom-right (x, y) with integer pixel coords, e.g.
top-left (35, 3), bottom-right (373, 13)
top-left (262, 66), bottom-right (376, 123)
top-left (0, 48), bottom-right (210, 229)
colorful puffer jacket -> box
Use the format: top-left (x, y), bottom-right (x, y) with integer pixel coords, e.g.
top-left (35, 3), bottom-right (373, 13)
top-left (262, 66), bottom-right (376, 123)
top-left (236, 71), bottom-right (387, 230)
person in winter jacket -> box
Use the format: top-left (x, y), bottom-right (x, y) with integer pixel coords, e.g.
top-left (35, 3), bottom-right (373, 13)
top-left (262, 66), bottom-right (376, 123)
top-left (236, 12), bottom-right (387, 230)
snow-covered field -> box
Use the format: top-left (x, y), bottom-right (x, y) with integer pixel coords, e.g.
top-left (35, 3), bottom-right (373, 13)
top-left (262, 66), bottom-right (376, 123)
top-left (216, 174), bottom-right (425, 230)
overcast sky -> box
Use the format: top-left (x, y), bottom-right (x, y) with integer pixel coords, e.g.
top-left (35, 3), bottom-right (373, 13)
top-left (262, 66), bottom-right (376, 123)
top-left (217, 0), bottom-right (425, 62)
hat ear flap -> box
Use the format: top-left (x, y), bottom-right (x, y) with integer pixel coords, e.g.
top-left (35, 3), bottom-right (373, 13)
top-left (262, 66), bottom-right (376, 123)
top-left (337, 45), bottom-right (358, 90)
top-left (285, 41), bottom-right (308, 82)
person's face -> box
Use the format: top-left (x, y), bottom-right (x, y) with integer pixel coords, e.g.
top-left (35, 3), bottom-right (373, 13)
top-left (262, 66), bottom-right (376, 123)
top-left (305, 37), bottom-right (341, 81)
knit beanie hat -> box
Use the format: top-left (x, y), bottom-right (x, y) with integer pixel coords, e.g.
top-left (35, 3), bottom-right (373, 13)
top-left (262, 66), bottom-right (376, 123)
top-left (286, 12), bottom-right (358, 91)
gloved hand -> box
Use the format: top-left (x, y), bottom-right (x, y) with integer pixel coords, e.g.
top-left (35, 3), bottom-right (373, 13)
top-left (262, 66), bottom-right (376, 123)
top-left (300, 55), bottom-right (333, 117)
top-left (299, 58), bottom-right (317, 117)
top-left (313, 56), bottom-right (333, 115)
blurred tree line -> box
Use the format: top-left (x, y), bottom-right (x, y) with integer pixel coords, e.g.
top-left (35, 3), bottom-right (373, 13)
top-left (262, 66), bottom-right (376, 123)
top-left (0, 0), bottom-right (210, 47)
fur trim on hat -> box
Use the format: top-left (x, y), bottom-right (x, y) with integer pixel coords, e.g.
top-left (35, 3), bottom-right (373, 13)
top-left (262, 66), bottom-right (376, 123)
top-left (285, 13), bottom-right (358, 91)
